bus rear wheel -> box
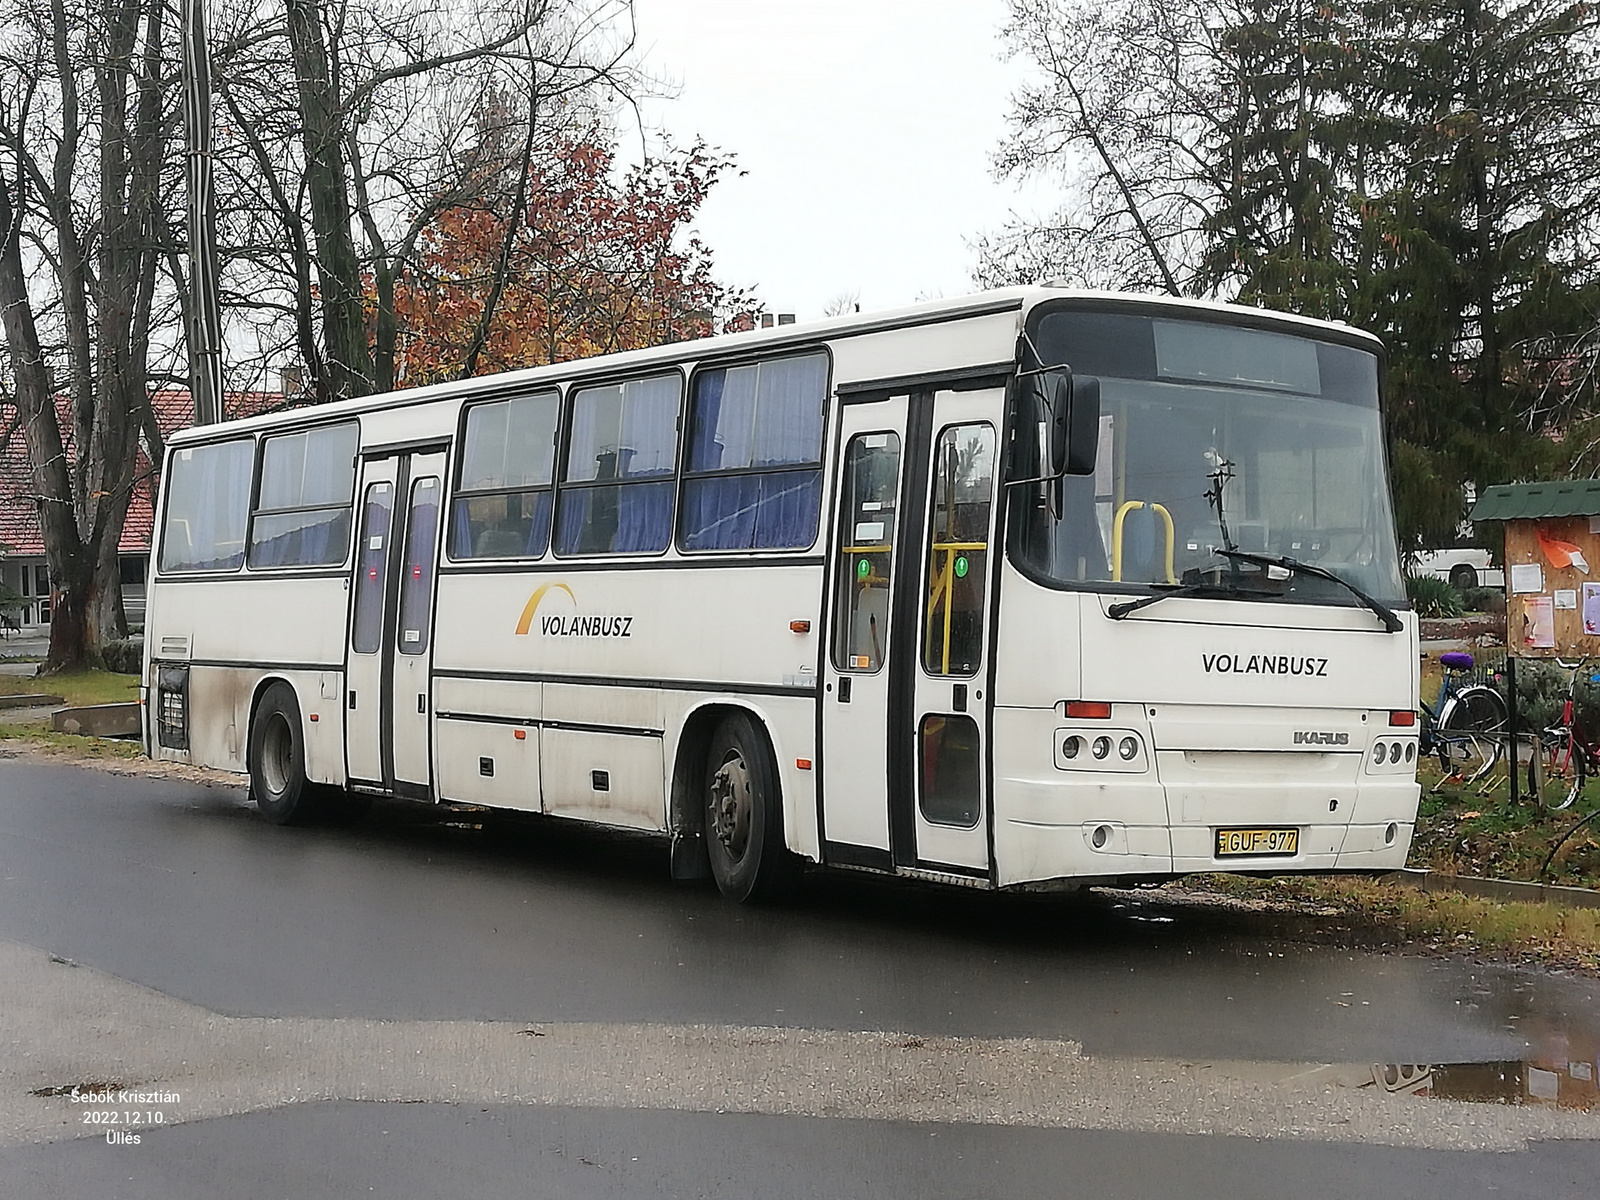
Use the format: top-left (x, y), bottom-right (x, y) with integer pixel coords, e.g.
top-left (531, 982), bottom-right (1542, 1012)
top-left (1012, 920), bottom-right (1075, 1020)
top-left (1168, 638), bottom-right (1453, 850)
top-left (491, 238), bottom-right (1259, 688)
top-left (703, 713), bottom-right (796, 903)
top-left (249, 683), bottom-right (324, 826)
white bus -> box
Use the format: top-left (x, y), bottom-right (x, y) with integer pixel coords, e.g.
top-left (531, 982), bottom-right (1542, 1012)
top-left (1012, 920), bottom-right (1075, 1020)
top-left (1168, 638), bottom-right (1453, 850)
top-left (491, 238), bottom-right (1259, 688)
top-left (142, 287), bottom-right (1421, 902)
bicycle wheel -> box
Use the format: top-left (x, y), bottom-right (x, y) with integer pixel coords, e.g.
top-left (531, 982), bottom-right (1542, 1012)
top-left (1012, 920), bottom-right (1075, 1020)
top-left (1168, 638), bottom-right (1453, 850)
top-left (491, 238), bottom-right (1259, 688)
top-left (1439, 685), bottom-right (1507, 786)
top-left (1548, 738), bottom-right (1585, 811)
top-left (1442, 685), bottom-right (1508, 737)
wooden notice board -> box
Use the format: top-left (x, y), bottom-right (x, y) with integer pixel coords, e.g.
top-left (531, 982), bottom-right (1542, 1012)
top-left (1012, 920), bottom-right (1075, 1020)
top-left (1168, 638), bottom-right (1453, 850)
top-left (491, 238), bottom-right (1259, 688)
top-left (1503, 516), bottom-right (1600, 658)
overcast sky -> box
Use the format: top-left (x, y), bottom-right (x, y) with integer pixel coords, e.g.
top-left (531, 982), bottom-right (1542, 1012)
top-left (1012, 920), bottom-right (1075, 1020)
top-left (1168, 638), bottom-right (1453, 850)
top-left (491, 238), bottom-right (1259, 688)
top-left (630, 0), bottom-right (1037, 321)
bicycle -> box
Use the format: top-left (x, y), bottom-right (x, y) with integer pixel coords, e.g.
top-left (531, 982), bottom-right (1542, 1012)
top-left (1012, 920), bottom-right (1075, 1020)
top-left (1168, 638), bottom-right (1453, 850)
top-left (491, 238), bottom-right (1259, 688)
top-left (1418, 651), bottom-right (1508, 791)
top-left (1526, 657), bottom-right (1600, 811)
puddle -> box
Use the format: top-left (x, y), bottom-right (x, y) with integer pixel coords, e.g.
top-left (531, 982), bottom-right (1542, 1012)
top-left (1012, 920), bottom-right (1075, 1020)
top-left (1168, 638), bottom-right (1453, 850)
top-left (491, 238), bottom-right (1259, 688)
top-left (1303, 1058), bottom-right (1599, 1110)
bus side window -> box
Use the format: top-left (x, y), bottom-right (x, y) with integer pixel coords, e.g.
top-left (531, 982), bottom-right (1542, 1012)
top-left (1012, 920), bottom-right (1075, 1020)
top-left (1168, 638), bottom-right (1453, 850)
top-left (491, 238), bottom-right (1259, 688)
top-left (680, 352), bottom-right (827, 551)
top-left (351, 482), bottom-right (393, 654)
top-left (831, 433), bottom-right (901, 673)
top-left (450, 390), bottom-right (559, 560)
top-left (923, 423), bottom-right (995, 676)
top-left (556, 374), bottom-right (681, 556)
top-left (249, 422), bottom-right (359, 569)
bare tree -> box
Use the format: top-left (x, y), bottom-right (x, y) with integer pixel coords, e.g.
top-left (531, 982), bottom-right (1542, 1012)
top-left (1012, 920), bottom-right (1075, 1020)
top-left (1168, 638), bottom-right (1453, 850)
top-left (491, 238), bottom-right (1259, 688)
top-left (205, 0), bottom-right (645, 402)
top-left (0, 0), bottom-right (183, 670)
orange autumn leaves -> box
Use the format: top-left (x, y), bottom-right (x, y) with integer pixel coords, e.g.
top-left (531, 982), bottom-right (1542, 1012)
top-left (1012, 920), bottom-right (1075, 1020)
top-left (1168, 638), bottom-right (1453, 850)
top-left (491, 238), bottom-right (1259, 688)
top-left (386, 135), bottom-right (750, 388)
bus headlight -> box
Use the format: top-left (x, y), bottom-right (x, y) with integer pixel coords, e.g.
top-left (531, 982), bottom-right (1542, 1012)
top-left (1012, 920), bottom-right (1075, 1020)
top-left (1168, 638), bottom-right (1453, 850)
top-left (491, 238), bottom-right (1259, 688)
top-left (1118, 736), bottom-right (1139, 760)
top-left (1092, 736), bottom-right (1111, 760)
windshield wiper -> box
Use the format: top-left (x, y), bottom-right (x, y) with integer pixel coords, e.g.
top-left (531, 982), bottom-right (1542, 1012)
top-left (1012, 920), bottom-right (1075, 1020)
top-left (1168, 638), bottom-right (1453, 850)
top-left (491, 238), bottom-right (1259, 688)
top-left (1106, 580), bottom-right (1274, 620)
top-left (1212, 548), bottom-right (1404, 633)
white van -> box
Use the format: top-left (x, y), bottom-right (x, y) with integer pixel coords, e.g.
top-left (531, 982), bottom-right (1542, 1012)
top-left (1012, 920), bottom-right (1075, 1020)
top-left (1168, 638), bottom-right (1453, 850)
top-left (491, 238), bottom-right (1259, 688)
top-left (1414, 546), bottom-right (1502, 590)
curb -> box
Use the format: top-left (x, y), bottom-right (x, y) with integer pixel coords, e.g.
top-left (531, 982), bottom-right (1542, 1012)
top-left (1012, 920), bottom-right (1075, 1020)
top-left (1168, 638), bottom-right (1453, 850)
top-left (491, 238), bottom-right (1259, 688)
top-left (1386, 867), bottom-right (1600, 910)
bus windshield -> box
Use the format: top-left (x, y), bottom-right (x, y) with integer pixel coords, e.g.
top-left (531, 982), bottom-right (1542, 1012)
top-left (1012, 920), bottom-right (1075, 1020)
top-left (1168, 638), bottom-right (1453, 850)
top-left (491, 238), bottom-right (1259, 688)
top-left (1012, 307), bottom-right (1407, 608)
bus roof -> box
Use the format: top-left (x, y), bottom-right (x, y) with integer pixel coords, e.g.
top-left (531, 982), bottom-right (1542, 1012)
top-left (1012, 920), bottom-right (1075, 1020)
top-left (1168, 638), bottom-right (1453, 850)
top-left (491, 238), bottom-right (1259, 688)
top-left (168, 286), bottom-right (1383, 445)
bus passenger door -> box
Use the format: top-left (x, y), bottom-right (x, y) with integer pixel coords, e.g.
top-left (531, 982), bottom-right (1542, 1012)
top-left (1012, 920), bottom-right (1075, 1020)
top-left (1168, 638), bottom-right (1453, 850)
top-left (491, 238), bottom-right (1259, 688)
top-left (345, 449), bottom-right (447, 797)
top-left (906, 391), bottom-right (1002, 873)
top-left (820, 397), bottom-right (909, 860)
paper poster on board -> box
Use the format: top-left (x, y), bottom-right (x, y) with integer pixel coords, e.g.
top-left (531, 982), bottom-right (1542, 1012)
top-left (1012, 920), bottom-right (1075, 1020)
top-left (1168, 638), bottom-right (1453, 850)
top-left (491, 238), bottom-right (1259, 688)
top-left (1585, 583), bottom-right (1600, 634)
top-left (1524, 594), bottom-right (1556, 649)
top-left (1556, 589), bottom-right (1578, 609)
top-left (1511, 563), bottom-right (1544, 594)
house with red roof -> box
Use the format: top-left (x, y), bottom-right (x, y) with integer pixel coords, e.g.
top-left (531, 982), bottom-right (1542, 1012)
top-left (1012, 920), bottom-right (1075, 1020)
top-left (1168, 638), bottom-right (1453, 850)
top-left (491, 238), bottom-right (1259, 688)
top-left (0, 389), bottom-right (286, 633)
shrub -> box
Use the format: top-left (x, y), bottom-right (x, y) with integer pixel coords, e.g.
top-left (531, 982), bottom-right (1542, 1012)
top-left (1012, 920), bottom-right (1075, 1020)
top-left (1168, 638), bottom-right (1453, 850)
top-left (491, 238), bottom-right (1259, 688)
top-left (1459, 586), bottom-right (1505, 614)
top-left (1505, 657), bottom-right (1600, 737)
top-left (1405, 573), bottom-right (1464, 618)
top-left (101, 638), bottom-right (143, 675)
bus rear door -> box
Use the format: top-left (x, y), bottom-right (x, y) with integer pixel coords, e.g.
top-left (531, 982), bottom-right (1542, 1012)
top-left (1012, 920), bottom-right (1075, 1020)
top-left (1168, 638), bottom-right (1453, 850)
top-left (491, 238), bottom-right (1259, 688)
top-left (345, 448), bottom-right (447, 797)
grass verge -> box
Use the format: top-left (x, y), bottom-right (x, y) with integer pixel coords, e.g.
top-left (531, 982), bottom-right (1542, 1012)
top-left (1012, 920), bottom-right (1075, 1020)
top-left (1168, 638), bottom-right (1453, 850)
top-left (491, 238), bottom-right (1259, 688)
top-left (0, 726), bottom-right (144, 758)
top-left (1183, 873), bottom-right (1600, 972)
top-left (0, 668), bottom-right (139, 707)
top-left (1413, 762), bottom-right (1600, 888)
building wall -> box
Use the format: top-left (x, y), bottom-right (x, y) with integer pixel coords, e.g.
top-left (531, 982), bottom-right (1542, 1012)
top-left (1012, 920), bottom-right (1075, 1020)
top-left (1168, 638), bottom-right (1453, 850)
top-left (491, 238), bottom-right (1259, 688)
top-left (1, 555), bottom-right (148, 633)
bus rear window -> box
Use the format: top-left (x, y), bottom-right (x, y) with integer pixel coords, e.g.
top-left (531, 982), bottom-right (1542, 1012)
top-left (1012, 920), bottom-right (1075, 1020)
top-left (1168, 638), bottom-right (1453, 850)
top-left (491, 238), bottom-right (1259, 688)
top-left (159, 439), bottom-right (254, 573)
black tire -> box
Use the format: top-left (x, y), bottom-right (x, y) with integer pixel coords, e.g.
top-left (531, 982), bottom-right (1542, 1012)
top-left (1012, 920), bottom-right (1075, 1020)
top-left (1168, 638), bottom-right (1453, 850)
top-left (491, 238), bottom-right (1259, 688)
top-left (703, 712), bottom-right (797, 903)
top-left (1442, 685), bottom-right (1507, 737)
top-left (1528, 736), bottom-right (1546, 806)
top-left (1449, 564), bottom-right (1478, 591)
top-left (248, 682), bottom-right (323, 825)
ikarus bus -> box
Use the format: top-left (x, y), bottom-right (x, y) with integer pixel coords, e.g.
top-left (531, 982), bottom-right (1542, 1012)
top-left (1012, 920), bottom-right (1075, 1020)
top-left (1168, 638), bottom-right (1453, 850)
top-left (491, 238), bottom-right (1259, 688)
top-left (142, 287), bottom-right (1420, 902)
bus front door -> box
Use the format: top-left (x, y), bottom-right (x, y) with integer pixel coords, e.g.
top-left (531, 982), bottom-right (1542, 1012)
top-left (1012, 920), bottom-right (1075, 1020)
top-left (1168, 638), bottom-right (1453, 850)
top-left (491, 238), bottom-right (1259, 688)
top-left (821, 386), bottom-right (999, 879)
top-left (345, 449), bottom-right (447, 797)
top-left (905, 390), bottom-right (1001, 874)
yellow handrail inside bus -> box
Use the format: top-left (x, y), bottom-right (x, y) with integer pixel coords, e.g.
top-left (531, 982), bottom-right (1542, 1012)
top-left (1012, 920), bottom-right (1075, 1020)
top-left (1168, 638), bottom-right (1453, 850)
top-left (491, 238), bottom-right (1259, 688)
top-left (1111, 501), bottom-right (1176, 584)
top-left (925, 540), bottom-right (988, 673)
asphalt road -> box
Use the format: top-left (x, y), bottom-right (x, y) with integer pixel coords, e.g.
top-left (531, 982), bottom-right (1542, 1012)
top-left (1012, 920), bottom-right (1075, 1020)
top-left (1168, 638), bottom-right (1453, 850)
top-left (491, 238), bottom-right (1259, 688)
top-left (2, 755), bottom-right (1599, 1198)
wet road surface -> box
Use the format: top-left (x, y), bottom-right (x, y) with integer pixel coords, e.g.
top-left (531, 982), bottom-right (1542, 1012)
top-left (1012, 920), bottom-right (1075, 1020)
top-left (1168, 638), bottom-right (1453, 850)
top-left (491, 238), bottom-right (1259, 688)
top-left (2, 757), bottom-right (1598, 1196)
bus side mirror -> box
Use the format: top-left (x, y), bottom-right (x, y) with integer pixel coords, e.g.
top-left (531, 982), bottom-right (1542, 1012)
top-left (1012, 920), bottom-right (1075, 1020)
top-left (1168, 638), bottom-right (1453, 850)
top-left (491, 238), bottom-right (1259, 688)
top-left (1043, 374), bottom-right (1094, 476)
top-left (1062, 376), bottom-right (1100, 480)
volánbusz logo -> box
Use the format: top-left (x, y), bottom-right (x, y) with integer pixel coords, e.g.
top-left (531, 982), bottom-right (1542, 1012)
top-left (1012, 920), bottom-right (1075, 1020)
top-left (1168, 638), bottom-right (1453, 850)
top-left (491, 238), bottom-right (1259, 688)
top-left (1202, 652), bottom-right (1328, 677)
top-left (514, 582), bottom-right (633, 638)
top-left (1292, 730), bottom-right (1349, 745)
top-left (538, 613), bottom-right (633, 638)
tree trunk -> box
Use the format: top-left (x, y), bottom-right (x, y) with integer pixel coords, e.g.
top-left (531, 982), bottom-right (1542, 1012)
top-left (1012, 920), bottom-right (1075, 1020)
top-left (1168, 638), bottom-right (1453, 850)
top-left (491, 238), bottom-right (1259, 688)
top-left (285, 0), bottom-right (374, 400)
top-left (0, 181), bottom-right (98, 672)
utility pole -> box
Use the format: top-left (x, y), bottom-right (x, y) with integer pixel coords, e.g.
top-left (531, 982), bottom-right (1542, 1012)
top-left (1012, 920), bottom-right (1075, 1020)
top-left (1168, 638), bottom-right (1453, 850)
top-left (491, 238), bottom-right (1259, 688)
top-left (182, 0), bottom-right (223, 425)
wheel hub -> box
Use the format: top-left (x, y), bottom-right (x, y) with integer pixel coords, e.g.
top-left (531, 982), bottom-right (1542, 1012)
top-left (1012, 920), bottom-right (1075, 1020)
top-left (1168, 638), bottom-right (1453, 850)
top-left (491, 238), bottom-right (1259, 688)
top-left (709, 752), bottom-right (752, 860)
top-left (262, 713), bottom-right (292, 796)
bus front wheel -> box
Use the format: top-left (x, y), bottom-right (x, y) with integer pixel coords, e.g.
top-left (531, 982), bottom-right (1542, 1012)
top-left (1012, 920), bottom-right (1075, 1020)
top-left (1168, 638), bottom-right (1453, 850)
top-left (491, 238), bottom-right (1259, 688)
top-left (249, 683), bottom-right (322, 825)
top-left (703, 713), bottom-right (796, 903)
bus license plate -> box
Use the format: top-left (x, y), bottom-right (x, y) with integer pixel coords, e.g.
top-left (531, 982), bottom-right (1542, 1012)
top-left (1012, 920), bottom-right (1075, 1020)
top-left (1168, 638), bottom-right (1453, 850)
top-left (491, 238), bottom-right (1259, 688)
top-left (1215, 827), bottom-right (1299, 857)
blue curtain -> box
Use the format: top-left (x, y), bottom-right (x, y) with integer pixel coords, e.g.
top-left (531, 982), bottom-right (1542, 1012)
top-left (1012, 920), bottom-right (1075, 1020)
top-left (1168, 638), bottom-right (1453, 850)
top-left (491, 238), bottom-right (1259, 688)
top-left (681, 470), bottom-right (821, 550)
top-left (449, 497), bottom-right (474, 558)
top-left (688, 369), bottom-right (728, 470)
top-left (678, 353), bottom-right (826, 551)
top-left (751, 355), bottom-right (824, 466)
